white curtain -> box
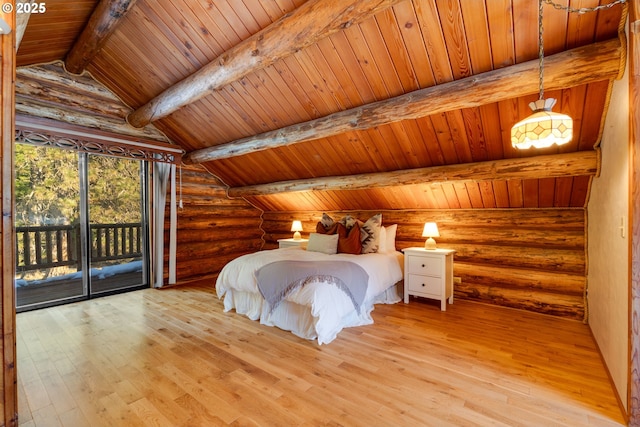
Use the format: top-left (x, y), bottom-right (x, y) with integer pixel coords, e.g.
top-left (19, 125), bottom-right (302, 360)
top-left (152, 162), bottom-right (177, 288)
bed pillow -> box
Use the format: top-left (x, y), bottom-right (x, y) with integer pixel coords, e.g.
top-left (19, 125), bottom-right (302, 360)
top-left (359, 213), bottom-right (382, 254)
top-left (383, 224), bottom-right (397, 253)
top-left (306, 233), bottom-right (339, 255)
top-left (319, 213), bottom-right (335, 229)
top-left (316, 222), bottom-right (362, 255)
top-left (339, 214), bottom-right (357, 229)
top-left (337, 222), bottom-right (362, 255)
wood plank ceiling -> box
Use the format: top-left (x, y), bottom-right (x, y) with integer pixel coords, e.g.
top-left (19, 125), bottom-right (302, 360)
top-left (15, 0), bottom-right (628, 212)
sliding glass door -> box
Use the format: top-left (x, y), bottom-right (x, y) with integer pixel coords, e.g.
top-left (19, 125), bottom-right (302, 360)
top-left (15, 144), bottom-right (150, 311)
top-left (15, 145), bottom-right (85, 308)
top-left (87, 154), bottom-right (148, 296)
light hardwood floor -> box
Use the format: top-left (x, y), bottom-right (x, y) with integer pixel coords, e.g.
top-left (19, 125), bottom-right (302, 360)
top-left (17, 284), bottom-right (626, 426)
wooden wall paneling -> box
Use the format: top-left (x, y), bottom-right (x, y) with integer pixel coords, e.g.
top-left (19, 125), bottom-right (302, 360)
top-left (485, 0), bottom-right (514, 69)
top-left (436, 0), bottom-right (471, 80)
top-left (415, 117), bottom-right (441, 165)
top-left (554, 176), bottom-right (574, 207)
top-left (594, 0), bottom-right (628, 41)
top-left (375, 7), bottom-right (419, 93)
top-left (313, 38), bottom-right (359, 109)
top-left (292, 49), bottom-right (340, 114)
top-left (478, 181), bottom-right (496, 208)
top-left (506, 179), bottom-right (524, 208)
top-left (522, 178), bottom-right (539, 208)
top-left (513, 0), bottom-right (538, 63)
top-left (262, 66), bottom-right (313, 123)
top-left (327, 31), bottom-right (378, 104)
top-left (583, 81), bottom-right (613, 150)
top-left (479, 103), bottom-right (504, 160)
top-left (460, 107), bottom-right (488, 162)
top-left (1, 7), bottom-right (16, 425)
top-left (393, 1), bottom-right (435, 88)
top-left (277, 56), bottom-right (325, 118)
top-left (453, 182), bottom-right (473, 208)
top-left (497, 98), bottom-right (521, 158)
top-left (539, 177), bottom-right (557, 208)
top-left (358, 16), bottom-right (404, 97)
top-left (459, 0), bottom-right (492, 74)
top-left (16, 0), bottom-right (97, 67)
top-left (394, 120), bottom-right (431, 167)
top-left (339, 24), bottom-right (386, 101)
top-left (493, 181), bottom-right (510, 208)
top-left (445, 110), bottom-right (473, 163)
top-left (465, 182), bottom-right (485, 208)
top-left (440, 183), bottom-right (460, 209)
top-left (429, 113), bottom-right (459, 164)
top-left (168, 165), bottom-right (263, 283)
top-left (560, 86), bottom-right (588, 154)
top-left (413, 0), bottom-right (453, 84)
top-left (570, 175), bottom-right (591, 208)
top-left (260, 208), bottom-right (586, 319)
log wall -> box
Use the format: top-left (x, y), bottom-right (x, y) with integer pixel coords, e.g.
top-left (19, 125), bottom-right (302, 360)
top-left (261, 209), bottom-right (586, 320)
top-left (165, 164), bottom-right (264, 284)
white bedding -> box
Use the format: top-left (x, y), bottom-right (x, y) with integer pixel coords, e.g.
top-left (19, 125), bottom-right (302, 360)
top-left (216, 247), bottom-right (403, 344)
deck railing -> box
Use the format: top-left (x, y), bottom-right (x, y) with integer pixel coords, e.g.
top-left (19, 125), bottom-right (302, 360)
top-left (16, 223), bottom-right (143, 272)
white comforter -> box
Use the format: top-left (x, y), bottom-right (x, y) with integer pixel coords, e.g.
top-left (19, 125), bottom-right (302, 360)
top-left (216, 247), bottom-right (403, 344)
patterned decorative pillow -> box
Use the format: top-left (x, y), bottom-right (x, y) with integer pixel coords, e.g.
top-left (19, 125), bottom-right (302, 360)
top-left (338, 214), bottom-right (357, 229)
top-left (359, 214), bottom-right (382, 254)
top-left (315, 221), bottom-right (362, 255)
top-left (319, 213), bottom-right (335, 230)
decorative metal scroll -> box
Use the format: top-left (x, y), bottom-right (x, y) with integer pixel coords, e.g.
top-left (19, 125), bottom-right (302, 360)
top-left (15, 128), bottom-right (182, 164)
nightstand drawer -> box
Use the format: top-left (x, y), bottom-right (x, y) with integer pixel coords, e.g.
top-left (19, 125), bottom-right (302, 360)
top-left (406, 274), bottom-right (442, 296)
top-left (407, 255), bottom-right (442, 277)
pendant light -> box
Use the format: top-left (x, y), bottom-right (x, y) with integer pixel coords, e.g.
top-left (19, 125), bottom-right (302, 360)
top-left (511, 0), bottom-right (573, 150)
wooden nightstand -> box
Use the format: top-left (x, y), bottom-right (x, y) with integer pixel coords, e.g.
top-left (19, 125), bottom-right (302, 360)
top-left (278, 238), bottom-right (308, 249)
top-left (403, 247), bottom-right (456, 310)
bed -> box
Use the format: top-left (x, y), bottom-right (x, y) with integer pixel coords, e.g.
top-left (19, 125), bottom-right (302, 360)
top-left (216, 217), bottom-right (403, 344)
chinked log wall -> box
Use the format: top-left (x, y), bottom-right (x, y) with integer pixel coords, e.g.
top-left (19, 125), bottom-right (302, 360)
top-left (165, 164), bottom-right (263, 284)
top-left (260, 209), bottom-right (586, 321)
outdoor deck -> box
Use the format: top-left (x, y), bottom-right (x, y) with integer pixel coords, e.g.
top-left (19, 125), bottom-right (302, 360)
top-left (16, 223), bottom-right (146, 310)
top-left (16, 271), bottom-right (146, 309)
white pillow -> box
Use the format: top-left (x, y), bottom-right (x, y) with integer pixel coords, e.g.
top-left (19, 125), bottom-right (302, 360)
top-left (379, 224), bottom-right (398, 253)
top-left (384, 224), bottom-right (397, 252)
top-left (306, 233), bottom-right (339, 255)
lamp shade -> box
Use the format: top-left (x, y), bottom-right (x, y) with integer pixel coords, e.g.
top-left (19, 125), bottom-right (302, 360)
top-left (511, 99), bottom-right (573, 149)
top-left (291, 220), bottom-right (303, 240)
top-left (422, 222), bottom-right (440, 238)
top-left (422, 222), bottom-right (439, 250)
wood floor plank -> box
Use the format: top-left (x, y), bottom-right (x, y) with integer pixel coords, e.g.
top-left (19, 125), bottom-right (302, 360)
top-left (17, 284), bottom-right (625, 426)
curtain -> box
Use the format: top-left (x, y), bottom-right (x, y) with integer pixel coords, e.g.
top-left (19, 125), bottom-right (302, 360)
top-left (152, 162), bottom-right (177, 288)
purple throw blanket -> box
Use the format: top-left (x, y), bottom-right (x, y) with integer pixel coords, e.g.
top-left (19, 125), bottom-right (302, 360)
top-left (256, 260), bottom-right (369, 314)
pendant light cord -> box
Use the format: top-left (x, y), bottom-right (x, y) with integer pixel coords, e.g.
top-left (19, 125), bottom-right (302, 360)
top-left (543, 0), bottom-right (627, 14)
top-left (538, 0), bottom-right (544, 102)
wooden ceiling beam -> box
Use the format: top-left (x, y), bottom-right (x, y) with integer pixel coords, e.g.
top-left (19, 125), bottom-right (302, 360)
top-left (184, 38), bottom-right (622, 165)
top-left (227, 151), bottom-right (599, 197)
top-left (65, 0), bottom-right (137, 75)
top-left (126, 0), bottom-right (402, 128)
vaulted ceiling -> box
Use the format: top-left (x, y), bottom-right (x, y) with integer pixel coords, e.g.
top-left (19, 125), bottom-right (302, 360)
top-left (15, 0), bottom-right (628, 212)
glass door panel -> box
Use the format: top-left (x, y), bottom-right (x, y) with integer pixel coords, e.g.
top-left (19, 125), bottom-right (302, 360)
top-left (87, 155), bottom-right (147, 295)
top-left (15, 144), bottom-right (85, 310)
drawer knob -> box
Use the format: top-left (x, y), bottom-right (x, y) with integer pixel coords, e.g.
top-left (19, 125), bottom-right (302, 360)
top-left (421, 283), bottom-right (425, 287)
top-left (421, 264), bottom-right (425, 267)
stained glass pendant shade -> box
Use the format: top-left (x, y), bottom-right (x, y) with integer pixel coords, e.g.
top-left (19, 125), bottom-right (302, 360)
top-left (511, 98), bottom-right (573, 149)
